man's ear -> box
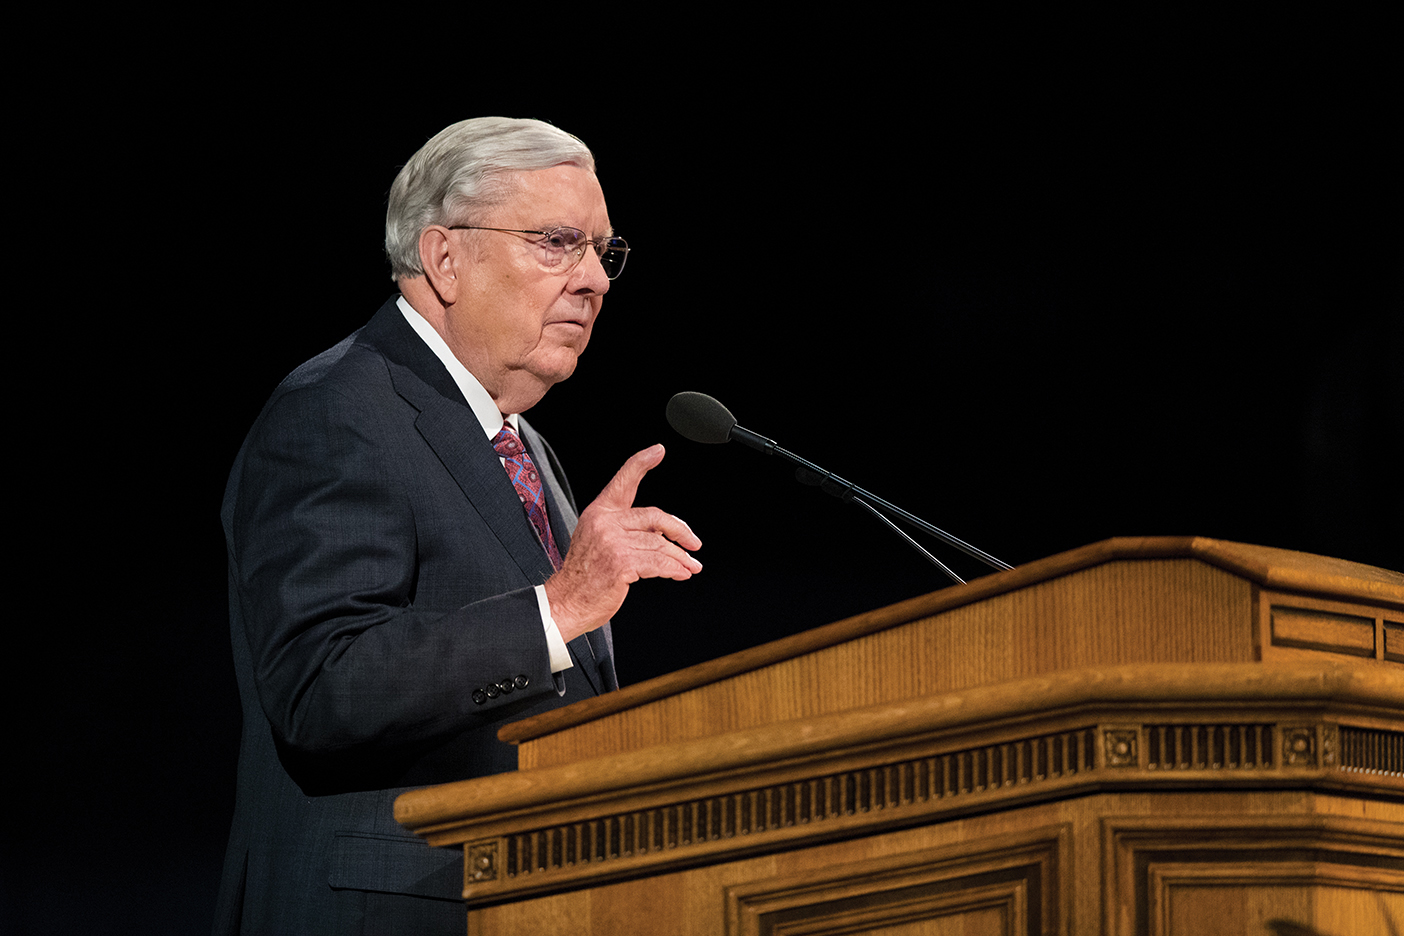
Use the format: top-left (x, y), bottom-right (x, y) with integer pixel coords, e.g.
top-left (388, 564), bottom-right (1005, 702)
top-left (419, 226), bottom-right (460, 303)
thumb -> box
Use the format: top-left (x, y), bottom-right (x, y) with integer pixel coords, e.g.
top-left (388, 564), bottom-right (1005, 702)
top-left (595, 444), bottom-right (665, 509)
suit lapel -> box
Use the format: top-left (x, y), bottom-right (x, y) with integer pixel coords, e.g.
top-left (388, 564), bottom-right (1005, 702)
top-left (412, 398), bottom-right (559, 584)
top-left (360, 298), bottom-right (614, 692)
top-left (361, 299), bottom-right (557, 586)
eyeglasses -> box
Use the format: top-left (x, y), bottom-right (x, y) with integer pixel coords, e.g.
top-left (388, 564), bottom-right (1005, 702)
top-left (448, 225), bottom-right (630, 280)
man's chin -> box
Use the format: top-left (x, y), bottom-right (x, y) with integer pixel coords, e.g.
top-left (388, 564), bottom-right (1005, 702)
top-left (543, 344), bottom-right (584, 377)
top-left (525, 353), bottom-right (580, 393)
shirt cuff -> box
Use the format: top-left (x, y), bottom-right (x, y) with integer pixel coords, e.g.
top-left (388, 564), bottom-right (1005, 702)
top-left (535, 584), bottom-right (573, 673)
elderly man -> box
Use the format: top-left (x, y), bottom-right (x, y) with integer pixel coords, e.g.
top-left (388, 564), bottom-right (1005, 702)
top-left (213, 117), bottom-right (701, 934)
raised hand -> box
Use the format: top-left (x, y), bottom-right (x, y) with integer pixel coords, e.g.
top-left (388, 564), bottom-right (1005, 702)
top-left (544, 444), bottom-right (702, 642)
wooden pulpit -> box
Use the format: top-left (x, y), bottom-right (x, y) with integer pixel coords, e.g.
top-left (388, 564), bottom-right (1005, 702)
top-left (396, 537), bottom-right (1404, 935)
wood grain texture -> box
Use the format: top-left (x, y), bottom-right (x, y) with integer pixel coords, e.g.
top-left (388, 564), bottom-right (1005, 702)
top-left (518, 559), bottom-right (1252, 769)
top-left (459, 792), bottom-right (1404, 936)
top-left (396, 661), bottom-right (1404, 837)
top-left (504, 538), bottom-right (1403, 771)
top-left (398, 540), bottom-right (1404, 936)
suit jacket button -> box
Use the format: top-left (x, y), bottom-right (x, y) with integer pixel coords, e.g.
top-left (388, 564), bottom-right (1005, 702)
top-left (472, 689), bottom-right (487, 705)
top-left (514, 674), bottom-right (529, 689)
top-left (498, 679), bottom-right (514, 694)
top-left (485, 684), bottom-right (500, 699)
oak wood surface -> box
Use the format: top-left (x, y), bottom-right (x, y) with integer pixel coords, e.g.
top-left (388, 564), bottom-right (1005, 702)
top-left (502, 538), bottom-right (1403, 750)
top-left (505, 538), bottom-right (1403, 770)
top-left (391, 539), bottom-right (1404, 935)
top-left (461, 792), bottom-right (1404, 936)
top-left (396, 661), bottom-right (1403, 837)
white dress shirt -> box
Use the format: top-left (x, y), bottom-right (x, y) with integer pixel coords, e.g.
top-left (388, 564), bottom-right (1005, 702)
top-left (397, 295), bottom-right (573, 675)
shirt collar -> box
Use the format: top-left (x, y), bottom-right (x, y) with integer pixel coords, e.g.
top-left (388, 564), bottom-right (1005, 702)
top-left (397, 294), bottom-right (518, 438)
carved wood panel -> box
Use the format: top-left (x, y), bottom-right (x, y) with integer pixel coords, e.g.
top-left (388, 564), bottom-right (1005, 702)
top-left (1103, 816), bottom-right (1404, 936)
top-left (726, 826), bottom-right (1068, 936)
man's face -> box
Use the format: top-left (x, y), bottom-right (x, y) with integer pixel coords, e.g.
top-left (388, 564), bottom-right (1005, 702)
top-left (443, 164), bottom-right (612, 413)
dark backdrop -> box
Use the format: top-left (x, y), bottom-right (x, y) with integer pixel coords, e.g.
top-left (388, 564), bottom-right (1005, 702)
top-left (10, 35), bottom-right (1399, 935)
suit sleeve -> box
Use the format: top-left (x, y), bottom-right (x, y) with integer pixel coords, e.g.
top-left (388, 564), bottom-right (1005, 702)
top-left (227, 382), bottom-right (558, 763)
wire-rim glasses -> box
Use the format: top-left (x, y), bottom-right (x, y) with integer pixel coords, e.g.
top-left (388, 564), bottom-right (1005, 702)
top-left (449, 225), bottom-right (629, 280)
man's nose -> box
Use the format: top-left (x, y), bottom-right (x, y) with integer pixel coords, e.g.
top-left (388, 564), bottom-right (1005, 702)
top-left (567, 247), bottom-right (611, 295)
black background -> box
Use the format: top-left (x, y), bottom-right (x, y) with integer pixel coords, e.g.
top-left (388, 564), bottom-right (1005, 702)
top-left (10, 25), bottom-right (1399, 934)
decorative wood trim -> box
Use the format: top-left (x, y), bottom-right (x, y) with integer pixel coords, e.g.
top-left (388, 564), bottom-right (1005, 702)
top-left (390, 663), bottom-right (1404, 905)
top-left (1104, 728), bottom-right (1140, 768)
top-left (463, 728), bottom-right (1095, 903)
top-left (1272, 606), bottom-right (1377, 657)
top-left (1282, 725), bottom-right (1318, 767)
top-left (466, 841), bottom-right (498, 884)
top-left (1340, 724), bottom-right (1404, 775)
top-left (499, 539), bottom-right (1404, 747)
top-left (724, 825), bottom-right (1069, 936)
top-left (1387, 619), bottom-right (1404, 663)
top-left (1102, 815), bottom-right (1404, 936)
top-left (461, 717), bottom-right (1404, 902)
top-left (400, 662), bottom-right (1404, 838)
top-left (443, 727), bottom-right (1402, 904)
top-left (1257, 588), bottom-right (1404, 667)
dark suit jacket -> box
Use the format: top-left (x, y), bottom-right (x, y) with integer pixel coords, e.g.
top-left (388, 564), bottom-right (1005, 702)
top-left (213, 297), bottom-right (615, 935)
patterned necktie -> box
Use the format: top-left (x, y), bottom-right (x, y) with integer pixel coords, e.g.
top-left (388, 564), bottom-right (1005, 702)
top-left (492, 423), bottom-right (564, 570)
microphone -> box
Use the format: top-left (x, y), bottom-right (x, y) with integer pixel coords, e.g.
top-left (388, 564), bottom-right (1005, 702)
top-left (664, 391), bottom-right (1013, 583)
top-left (665, 391), bottom-right (775, 452)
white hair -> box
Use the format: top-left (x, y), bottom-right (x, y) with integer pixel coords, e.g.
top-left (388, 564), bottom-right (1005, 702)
top-left (384, 117), bottom-right (596, 280)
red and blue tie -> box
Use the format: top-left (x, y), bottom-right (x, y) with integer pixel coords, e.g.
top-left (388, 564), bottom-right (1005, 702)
top-left (492, 423), bottom-right (564, 571)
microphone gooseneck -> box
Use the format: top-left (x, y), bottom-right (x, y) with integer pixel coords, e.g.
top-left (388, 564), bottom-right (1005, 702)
top-left (664, 391), bottom-right (1014, 584)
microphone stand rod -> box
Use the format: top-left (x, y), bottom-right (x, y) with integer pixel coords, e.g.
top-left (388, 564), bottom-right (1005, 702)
top-left (729, 425), bottom-right (1014, 574)
top-left (849, 495), bottom-right (966, 585)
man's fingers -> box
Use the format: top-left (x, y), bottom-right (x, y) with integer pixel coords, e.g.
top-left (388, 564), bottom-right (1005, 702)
top-left (621, 505), bottom-right (702, 551)
top-left (652, 541), bottom-right (703, 576)
top-left (594, 444), bottom-right (665, 509)
top-left (548, 443), bottom-right (700, 638)
top-left (616, 527), bottom-right (703, 576)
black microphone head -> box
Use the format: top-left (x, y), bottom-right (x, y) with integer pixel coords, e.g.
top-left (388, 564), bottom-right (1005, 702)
top-left (666, 392), bottom-right (736, 444)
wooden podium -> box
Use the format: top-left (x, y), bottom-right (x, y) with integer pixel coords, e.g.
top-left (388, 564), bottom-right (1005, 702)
top-left (396, 537), bottom-right (1404, 935)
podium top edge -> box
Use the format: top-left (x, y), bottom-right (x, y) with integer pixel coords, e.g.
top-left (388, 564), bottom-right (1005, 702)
top-left (498, 536), bottom-right (1404, 745)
